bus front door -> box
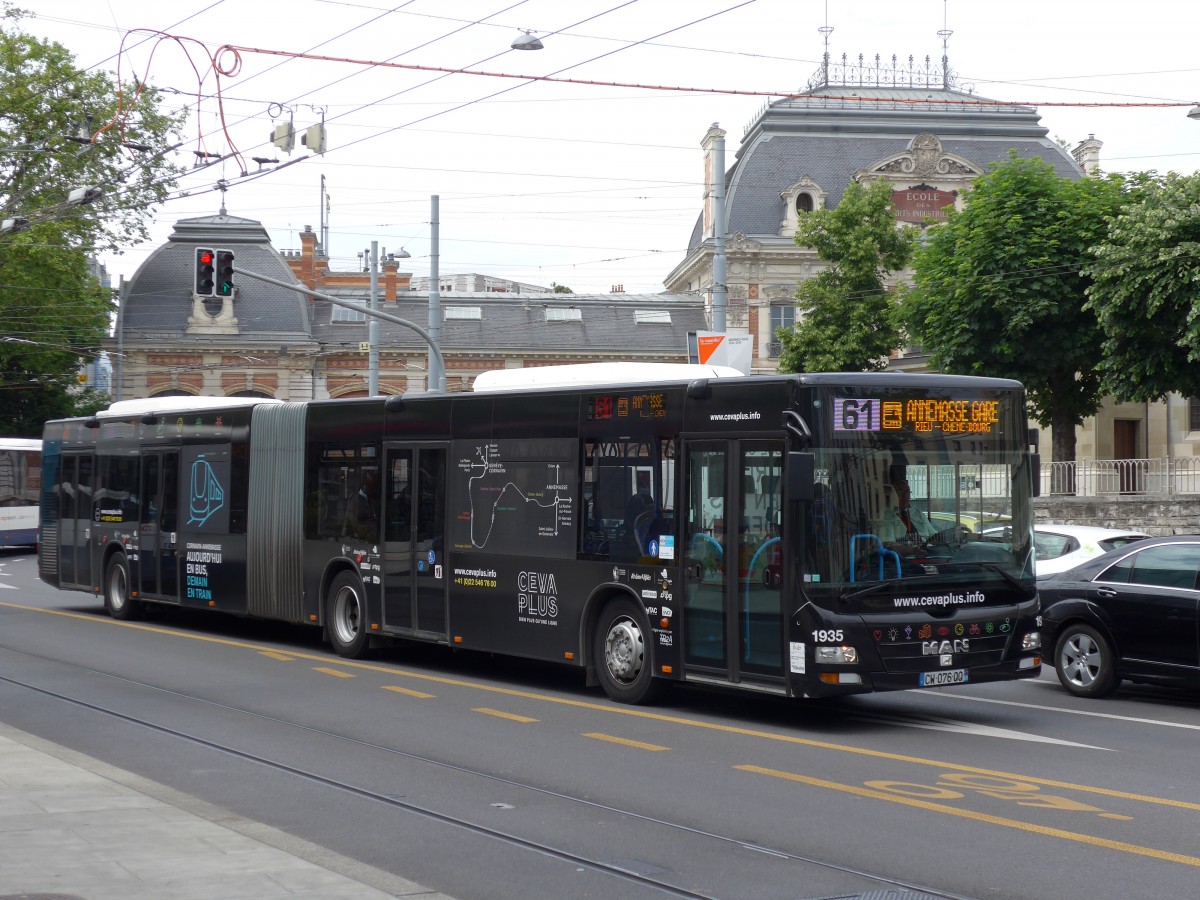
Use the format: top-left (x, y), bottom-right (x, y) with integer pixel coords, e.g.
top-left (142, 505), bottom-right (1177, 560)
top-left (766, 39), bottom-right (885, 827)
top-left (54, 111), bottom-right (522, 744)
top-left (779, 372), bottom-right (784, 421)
top-left (683, 440), bottom-right (785, 685)
top-left (137, 451), bottom-right (180, 601)
top-left (382, 445), bottom-right (447, 638)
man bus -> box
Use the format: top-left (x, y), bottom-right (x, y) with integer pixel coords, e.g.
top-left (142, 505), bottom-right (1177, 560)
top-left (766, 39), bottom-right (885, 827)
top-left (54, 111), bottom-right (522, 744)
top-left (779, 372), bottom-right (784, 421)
top-left (38, 366), bottom-right (1041, 704)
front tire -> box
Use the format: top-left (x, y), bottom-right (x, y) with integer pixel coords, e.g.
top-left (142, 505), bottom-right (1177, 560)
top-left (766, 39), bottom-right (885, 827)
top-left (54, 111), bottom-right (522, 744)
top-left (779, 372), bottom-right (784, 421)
top-left (1054, 623), bottom-right (1119, 698)
top-left (326, 571), bottom-right (371, 658)
top-left (103, 553), bottom-right (142, 621)
top-left (593, 598), bottom-right (667, 705)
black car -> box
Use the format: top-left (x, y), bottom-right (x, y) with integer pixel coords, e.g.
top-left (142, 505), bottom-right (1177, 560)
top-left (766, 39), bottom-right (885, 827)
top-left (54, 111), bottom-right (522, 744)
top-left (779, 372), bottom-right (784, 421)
top-left (1039, 535), bottom-right (1200, 698)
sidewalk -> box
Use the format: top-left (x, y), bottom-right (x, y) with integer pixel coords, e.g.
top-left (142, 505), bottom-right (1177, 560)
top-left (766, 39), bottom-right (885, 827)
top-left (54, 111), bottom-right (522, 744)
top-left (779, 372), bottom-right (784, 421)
top-left (0, 723), bottom-right (451, 899)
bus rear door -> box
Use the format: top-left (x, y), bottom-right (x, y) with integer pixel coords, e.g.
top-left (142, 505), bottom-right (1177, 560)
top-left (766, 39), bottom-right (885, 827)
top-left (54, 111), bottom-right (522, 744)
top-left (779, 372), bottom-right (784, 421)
top-left (137, 451), bottom-right (181, 601)
top-left (683, 439), bottom-right (786, 688)
top-left (382, 444), bottom-right (448, 638)
top-left (57, 452), bottom-right (93, 588)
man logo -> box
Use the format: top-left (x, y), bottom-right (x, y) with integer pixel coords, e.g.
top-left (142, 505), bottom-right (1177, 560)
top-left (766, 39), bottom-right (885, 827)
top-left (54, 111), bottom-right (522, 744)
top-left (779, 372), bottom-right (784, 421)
top-left (922, 639), bottom-right (969, 655)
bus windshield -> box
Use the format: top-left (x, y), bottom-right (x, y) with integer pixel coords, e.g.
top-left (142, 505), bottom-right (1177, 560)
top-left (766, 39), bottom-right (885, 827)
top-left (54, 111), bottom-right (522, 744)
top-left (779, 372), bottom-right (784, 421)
top-left (802, 443), bottom-right (1035, 599)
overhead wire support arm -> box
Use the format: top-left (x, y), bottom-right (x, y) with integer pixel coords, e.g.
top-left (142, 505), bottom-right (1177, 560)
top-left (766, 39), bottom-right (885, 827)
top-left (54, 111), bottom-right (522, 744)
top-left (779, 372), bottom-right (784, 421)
top-left (230, 266), bottom-right (444, 394)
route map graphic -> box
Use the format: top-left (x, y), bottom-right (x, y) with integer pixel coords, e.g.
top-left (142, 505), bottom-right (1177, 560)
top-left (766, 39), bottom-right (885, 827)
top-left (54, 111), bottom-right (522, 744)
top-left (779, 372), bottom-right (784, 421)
top-left (450, 440), bottom-right (575, 557)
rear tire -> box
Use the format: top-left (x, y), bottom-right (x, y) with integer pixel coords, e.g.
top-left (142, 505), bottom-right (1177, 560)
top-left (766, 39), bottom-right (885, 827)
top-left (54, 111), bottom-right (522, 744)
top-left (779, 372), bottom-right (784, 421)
top-left (103, 553), bottom-right (142, 621)
top-left (327, 571), bottom-right (370, 658)
top-left (593, 598), bottom-right (667, 705)
top-left (1054, 623), bottom-right (1119, 698)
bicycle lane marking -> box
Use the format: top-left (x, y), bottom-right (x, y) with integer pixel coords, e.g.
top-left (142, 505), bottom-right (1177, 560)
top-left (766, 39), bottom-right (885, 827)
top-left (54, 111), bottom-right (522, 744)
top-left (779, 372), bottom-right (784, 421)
top-left (736, 764), bottom-right (1200, 868)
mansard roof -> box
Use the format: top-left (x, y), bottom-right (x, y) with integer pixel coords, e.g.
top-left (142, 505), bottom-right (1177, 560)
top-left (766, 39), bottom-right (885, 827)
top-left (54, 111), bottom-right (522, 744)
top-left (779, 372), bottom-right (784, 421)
top-left (310, 291), bottom-right (707, 355)
top-left (686, 84), bottom-right (1083, 252)
top-left (122, 213), bottom-right (312, 342)
top-left (120, 208), bottom-right (705, 357)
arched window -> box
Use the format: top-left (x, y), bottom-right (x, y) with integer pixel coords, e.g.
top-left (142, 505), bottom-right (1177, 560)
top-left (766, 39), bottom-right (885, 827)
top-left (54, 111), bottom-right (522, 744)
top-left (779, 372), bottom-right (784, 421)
top-left (796, 193), bottom-right (814, 214)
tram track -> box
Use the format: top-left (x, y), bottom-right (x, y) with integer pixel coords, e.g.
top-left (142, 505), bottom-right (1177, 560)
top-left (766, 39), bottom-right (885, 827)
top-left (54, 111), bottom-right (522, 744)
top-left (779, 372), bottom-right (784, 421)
top-left (0, 641), bottom-right (971, 900)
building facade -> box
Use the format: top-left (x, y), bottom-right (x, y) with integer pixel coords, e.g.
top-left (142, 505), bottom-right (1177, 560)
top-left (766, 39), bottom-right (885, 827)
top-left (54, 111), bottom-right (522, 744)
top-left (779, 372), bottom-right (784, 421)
top-left (664, 55), bottom-right (1200, 464)
top-left (107, 218), bottom-right (707, 401)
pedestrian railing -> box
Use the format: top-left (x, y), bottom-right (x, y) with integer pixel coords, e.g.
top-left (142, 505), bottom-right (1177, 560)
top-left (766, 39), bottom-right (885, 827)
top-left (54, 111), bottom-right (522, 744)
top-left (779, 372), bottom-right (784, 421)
top-left (1041, 457), bottom-right (1200, 497)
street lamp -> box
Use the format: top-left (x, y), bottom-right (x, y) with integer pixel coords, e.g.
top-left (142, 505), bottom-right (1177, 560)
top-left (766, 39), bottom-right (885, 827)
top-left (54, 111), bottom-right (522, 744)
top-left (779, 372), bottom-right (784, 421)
top-left (1188, 105), bottom-right (1200, 121)
top-left (511, 29), bottom-right (543, 50)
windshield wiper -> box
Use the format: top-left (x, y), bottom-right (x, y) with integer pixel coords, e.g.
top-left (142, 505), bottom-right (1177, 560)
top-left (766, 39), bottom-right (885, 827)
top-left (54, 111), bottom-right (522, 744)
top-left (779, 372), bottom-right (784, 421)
top-left (960, 561), bottom-right (1030, 591)
top-left (843, 580), bottom-right (903, 602)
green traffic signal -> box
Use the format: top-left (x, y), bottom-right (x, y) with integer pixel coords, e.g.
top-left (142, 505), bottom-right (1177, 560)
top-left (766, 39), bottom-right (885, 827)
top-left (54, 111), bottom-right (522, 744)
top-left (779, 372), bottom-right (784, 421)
top-left (216, 249), bottom-right (235, 297)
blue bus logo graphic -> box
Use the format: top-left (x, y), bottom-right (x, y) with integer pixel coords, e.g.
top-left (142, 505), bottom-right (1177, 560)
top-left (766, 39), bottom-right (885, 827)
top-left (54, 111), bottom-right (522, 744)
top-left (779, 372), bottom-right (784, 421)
top-left (187, 456), bottom-right (226, 526)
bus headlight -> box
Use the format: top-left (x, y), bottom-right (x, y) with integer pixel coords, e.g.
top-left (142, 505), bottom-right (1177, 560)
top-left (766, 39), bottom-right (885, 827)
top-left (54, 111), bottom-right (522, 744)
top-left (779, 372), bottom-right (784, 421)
top-left (1022, 631), bottom-right (1041, 651)
top-left (815, 645), bottom-right (859, 664)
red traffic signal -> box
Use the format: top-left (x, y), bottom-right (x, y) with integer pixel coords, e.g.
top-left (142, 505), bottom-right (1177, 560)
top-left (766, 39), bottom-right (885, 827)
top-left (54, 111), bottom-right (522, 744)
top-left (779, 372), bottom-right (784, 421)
top-left (195, 247), bottom-right (215, 295)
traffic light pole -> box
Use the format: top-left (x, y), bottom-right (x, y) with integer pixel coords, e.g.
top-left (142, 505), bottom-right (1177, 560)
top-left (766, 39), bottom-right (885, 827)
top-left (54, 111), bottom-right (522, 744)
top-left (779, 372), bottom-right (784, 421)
top-left (231, 266), bottom-right (445, 394)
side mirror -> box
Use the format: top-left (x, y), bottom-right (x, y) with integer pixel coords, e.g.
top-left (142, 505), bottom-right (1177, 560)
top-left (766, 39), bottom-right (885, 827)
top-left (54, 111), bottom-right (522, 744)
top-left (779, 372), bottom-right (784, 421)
top-left (786, 452), bottom-right (815, 502)
top-left (1030, 453), bottom-right (1041, 498)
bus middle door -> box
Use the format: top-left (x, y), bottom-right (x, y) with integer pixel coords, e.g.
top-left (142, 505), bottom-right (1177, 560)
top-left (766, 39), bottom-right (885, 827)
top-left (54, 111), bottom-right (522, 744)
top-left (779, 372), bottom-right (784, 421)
top-left (683, 439), bottom-right (785, 686)
top-left (138, 450), bottom-right (181, 601)
top-left (382, 444), bottom-right (447, 638)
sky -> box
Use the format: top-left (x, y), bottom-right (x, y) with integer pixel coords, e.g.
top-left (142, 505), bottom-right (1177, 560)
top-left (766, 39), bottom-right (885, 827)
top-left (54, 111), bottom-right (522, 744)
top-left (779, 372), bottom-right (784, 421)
top-left (21, 0), bottom-right (1200, 294)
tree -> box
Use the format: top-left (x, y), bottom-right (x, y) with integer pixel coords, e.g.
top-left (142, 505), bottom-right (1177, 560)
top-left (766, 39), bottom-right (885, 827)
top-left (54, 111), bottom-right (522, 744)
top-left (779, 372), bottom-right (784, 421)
top-left (0, 8), bottom-right (184, 432)
top-left (1085, 171), bottom-right (1200, 402)
top-left (776, 179), bottom-right (915, 373)
top-left (900, 154), bottom-right (1129, 463)
top-left (552, 283), bottom-right (574, 294)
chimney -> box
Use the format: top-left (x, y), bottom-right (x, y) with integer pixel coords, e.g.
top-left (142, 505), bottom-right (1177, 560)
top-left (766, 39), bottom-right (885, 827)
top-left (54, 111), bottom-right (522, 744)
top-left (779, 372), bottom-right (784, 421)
top-left (383, 255), bottom-right (399, 302)
top-left (1072, 134), bottom-right (1103, 175)
top-left (700, 123), bottom-right (727, 240)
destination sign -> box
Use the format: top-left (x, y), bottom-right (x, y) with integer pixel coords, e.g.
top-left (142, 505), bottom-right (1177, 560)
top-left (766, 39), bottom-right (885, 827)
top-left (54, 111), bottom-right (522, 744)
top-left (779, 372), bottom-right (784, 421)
top-left (833, 397), bottom-right (1002, 434)
top-left (587, 392), bottom-right (667, 421)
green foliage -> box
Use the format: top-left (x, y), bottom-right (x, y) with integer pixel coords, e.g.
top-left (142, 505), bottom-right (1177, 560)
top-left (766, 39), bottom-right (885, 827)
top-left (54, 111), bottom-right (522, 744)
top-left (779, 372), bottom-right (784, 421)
top-left (552, 283), bottom-right (574, 293)
top-left (776, 180), bottom-right (915, 373)
top-left (0, 16), bottom-right (185, 249)
top-left (1085, 171), bottom-right (1200, 402)
top-left (0, 15), bottom-right (182, 433)
top-left (900, 154), bottom-right (1129, 451)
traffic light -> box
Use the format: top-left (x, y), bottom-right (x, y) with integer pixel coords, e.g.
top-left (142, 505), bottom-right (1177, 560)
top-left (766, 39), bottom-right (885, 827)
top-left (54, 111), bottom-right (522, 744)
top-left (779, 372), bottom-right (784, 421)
top-left (215, 249), bottom-right (235, 297)
top-left (194, 247), bottom-right (215, 296)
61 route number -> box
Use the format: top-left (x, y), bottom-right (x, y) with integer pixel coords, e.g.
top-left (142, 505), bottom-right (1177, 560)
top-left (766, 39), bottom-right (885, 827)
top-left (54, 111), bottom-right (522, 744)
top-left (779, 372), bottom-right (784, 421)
top-left (813, 629), bottom-right (844, 642)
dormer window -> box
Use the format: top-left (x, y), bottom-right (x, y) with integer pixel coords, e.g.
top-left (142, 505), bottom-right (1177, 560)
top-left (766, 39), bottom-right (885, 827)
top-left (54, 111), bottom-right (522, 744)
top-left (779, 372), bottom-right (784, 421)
top-left (781, 178), bottom-right (827, 238)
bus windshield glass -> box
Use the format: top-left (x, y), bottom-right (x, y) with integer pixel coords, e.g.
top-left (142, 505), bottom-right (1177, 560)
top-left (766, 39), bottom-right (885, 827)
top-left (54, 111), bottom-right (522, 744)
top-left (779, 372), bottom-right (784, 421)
top-left (800, 388), bottom-right (1035, 601)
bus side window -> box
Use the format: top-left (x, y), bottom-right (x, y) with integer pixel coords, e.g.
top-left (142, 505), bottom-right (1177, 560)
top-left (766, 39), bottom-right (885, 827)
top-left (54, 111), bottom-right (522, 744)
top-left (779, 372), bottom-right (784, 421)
top-left (343, 466), bottom-right (380, 542)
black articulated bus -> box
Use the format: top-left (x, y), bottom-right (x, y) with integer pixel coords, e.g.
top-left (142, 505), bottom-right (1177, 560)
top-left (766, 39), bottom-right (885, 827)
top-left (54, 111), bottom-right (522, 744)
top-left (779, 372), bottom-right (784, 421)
top-left (38, 365), bottom-right (1042, 704)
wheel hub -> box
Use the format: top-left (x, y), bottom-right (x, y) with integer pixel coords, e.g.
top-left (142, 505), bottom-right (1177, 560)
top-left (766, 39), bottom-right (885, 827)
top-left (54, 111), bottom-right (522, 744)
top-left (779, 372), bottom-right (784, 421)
top-left (606, 620), bottom-right (642, 681)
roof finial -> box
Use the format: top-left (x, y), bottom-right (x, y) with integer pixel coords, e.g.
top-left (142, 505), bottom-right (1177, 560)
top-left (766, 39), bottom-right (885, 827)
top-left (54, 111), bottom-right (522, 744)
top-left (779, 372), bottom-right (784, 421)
top-left (938, 0), bottom-right (953, 89)
top-left (818, 0), bottom-right (834, 88)
top-left (217, 179), bottom-right (228, 217)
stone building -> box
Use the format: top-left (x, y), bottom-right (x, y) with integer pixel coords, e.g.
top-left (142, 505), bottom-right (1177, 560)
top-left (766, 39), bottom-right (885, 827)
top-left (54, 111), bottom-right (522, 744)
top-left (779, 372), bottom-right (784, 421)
top-left (107, 215), bottom-right (707, 400)
top-left (664, 54), bottom-right (1082, 370)
top-left (664, 53), bottom-right (1200, 466)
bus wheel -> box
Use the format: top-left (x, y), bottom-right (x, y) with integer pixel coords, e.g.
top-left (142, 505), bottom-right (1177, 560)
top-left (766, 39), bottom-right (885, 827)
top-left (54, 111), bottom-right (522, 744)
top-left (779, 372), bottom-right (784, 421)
top-left (327, 571), bottom-right (370, 658)
top-left (593, 599), bottom-right (667, 705)
top-left (103, 554), bottom-right (142, 621)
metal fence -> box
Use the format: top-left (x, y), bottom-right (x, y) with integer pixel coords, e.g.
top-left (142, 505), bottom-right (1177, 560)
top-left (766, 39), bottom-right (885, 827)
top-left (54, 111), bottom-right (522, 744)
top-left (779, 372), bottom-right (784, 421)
top-left (1041, 457), bottom-right (1200, 497)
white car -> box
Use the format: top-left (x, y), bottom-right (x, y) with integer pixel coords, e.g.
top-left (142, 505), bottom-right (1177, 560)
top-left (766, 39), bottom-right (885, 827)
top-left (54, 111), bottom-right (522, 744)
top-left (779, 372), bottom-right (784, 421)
top-left (983, 523), bottom-right (1150, 575)
top-left (1033, 525), bottom-right (1150, 575)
